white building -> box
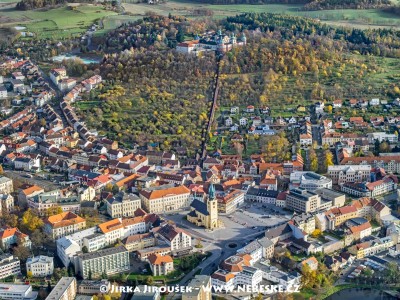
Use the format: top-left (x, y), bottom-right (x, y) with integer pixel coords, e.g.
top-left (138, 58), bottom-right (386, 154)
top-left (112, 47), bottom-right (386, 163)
top-left (56, 237), bottom-right (81, 268)
top-left (0, 253), bottom-right (20, 279)
top-left (26, 256), bottom-right (54, 277)
top-left (154, 223), bottom-right (192, 253)
top-left (234, 266), bottom-right (263, 288)
top-left (106, 193), bottom-right (141, 218)
top-left (46, 277), bottom-right (77, 300)
top-left (0, 176), bottom-right (13, 194)
top-left (328, 165), bottom-right (371, 185)
top-left (290, 171), bottom-right (332, 191)
top-left (75, 246), bottom-right (130, 279)
top-left (211, 270), bottom-right (235, 291)
top-left (0, 283), bottom-right (37, 300)
top-left (341, 176), bottom-right (397, 198)
top-left (0, 86), bottom-right (7, 99)
top-left (245, 187), bottom-right (279, 204)
top-left (239, 117), bottom-right (247, 126)
top-left (0, 194), bottom-right (14, 213)
top-left (367, 132), bottom-right (398, 143)
top-left (299, 134), bottom-right (312, 146)
top-left (370, 98), bottom-right (380, 106)
top-left (236, 240), bottom-right (263, 265)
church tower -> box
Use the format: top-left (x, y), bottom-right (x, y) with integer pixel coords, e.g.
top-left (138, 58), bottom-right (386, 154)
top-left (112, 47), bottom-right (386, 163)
top-left (207, 182), bottom-right (219, 229)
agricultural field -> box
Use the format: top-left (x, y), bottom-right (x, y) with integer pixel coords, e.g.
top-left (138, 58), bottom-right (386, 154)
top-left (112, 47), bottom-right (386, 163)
top-left (0, 4), bottom-right (116, 39)
top-left (122, 0), bottom-right (400, 29)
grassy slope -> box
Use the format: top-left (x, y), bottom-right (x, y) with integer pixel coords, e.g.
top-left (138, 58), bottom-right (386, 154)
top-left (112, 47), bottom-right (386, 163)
top-left (0, 4), bottom-right (116, 39)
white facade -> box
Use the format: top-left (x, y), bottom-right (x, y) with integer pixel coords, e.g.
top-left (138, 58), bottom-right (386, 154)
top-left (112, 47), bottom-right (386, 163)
top-left (328, 165), bottom-right (371, 185)
top-left (0, 254), bottom-right (20, 279)
top-left (46, 277), bottom-right (77, 300)
top-left (76, 246), bottom-right (130, 279)
top-left (0, 284), bottom-right (37, 300)
top-left (26, 256), bottom-right (54, 277)
top-left (235, 267), bottom-right (263, 288)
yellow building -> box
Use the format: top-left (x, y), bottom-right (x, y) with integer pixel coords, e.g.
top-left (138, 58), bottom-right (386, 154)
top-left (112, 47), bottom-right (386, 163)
top-left (187, 184), bottom-right (223, 230)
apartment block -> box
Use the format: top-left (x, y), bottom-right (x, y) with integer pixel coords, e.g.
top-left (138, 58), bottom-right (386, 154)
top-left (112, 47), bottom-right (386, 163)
top-left (0, 253), bottom-right (20, 279)
top-left (46, 277), bottom-right (77, 300)
top-left (75, 246), bottom-right (130, 279)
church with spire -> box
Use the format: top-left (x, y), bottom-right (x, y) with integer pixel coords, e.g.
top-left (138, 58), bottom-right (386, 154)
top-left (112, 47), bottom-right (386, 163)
top-left (187, 183), bottom-right (223, 230)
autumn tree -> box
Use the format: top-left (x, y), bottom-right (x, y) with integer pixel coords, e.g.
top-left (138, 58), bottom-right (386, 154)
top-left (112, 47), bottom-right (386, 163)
top-left (309, 149), bottom-right (318, 172)
top-left (45, 206), bottom-right (63, 217)
top-left (21, 209), bottom-right (44, 232)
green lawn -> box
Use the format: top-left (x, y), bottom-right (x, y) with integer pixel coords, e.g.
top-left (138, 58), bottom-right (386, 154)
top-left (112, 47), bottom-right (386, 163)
top-left (0, 4), bottom-right (116, 39)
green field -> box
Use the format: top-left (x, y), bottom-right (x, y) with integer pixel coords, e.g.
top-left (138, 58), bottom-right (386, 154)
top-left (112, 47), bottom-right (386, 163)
top-left (122, 0), bottom-right (400, 29)
top-left (0, 4), bottom-right (116, 39)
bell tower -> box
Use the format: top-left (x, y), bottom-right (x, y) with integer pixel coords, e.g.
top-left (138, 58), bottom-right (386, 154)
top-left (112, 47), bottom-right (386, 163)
top-left (207, 181), bottom-right (219, 229)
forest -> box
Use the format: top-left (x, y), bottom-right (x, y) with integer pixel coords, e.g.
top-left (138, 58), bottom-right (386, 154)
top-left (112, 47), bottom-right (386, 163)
top-left (16, 0), bottom-right (66, 10)
top-left (224, 13), bottom-right (400, 57)
top-left (195, 0), bottom-right (390, 9)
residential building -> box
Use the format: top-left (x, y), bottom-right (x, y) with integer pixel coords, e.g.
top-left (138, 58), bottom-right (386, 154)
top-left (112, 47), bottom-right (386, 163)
top-left (245, 187), bottom-right (279, 204)
top-left (299, 134), bottom-right (312, 146)
top-left (0, 253), bottom-right (20, 279)
top-left (211, 270), bottom-right (235, 292)
top-left (106, 192), bottom-right (141, 218)
top-left (0, 227), bottom-right (31, 249)
top-left (153, 223), bottom-right (192, 254)
top-left (0, 283), bottom-right (37, 300)
top-left (14, 157), bottom-right (41, 172)
top-left (148, 254), bottom-right (174, 276)
top-left (139, 185), bottom-right (191, 213)
top-left (0, 176), bottom-right (13, 194)
top-left (341, 176), bottom-right (397, 197)
top-left (234, 266), bottom-right (263, 288)
top-left (327, 165), bottom-right (371, 185)
top-left (123, 232), bottom-right (156, 252)
top-left (18, 185), bottom-right (44, 209)
top-left (215, 189), bottom-right (245, 214)
top-left (367, 132), bottom-right (398, 143)
top-left (44, 212), bottom-right (86, 239)
top-left (26, 256), bottom-right (54, 277)
top-left (0, 194), bottom-right (14, 213)
top-left (182, 275), bottom-right (212, 300)
top-left (300, 257), bottom-right (318, 271)
top-left (75, 246), bottom-right (130, 279)
top-left (46, 277), bottom-right (77, 300)
top-left (77, 280), bottom-right (110, 295)
top-left (291, 213), bottom-right (316, 234)
top-left (56, 237), bottom-right (81, 268)
top-left (340, 155), bottom-right (400, 174)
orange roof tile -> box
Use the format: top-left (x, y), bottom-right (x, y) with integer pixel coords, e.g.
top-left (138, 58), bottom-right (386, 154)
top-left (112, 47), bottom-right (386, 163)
top-left (44, 212), bottom-right (85, 229)
top-left (140, 185), bottom-right (190, 200)
top-left (98, 219), bottom-right (123, 234)
top-left (148, 254), bottom-right (173, 265)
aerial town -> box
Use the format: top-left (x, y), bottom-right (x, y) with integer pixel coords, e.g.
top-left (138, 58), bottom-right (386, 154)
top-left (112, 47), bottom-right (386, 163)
top-left (0, 53), bottom-right (400, 300)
